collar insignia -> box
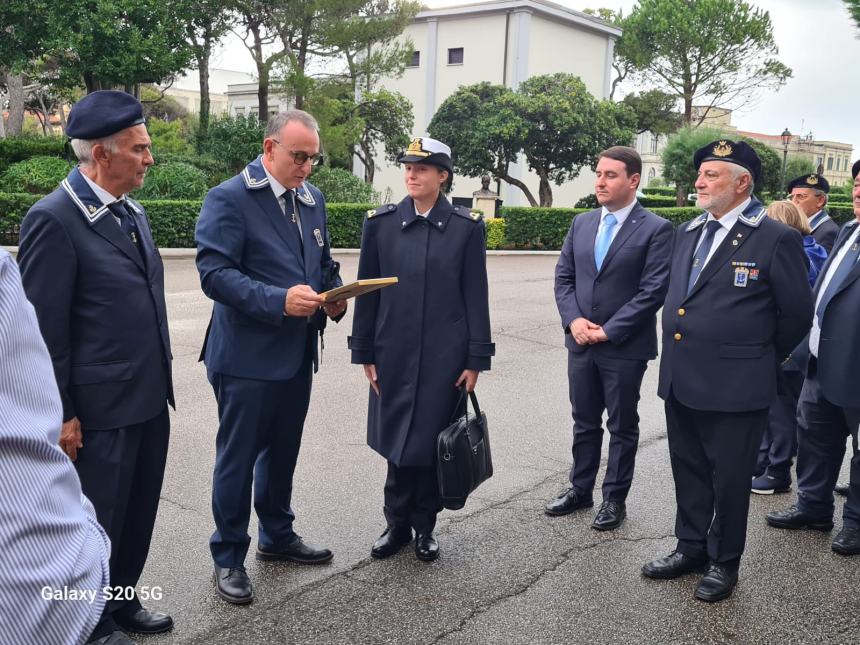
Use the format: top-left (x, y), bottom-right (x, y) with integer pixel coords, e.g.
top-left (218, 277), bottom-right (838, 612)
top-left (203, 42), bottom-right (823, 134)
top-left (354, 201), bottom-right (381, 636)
top-left (686, 213), bottom-right (709, 232)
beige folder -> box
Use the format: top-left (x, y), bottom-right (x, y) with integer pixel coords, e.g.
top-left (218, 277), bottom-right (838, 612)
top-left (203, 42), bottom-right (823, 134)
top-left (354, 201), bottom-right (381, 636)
top-left (321, 277), bottom-right (398, 302)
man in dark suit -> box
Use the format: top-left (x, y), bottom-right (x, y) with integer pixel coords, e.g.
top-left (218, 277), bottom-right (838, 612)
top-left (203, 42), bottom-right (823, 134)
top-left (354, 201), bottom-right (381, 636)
top-left (766, 160), bottom-right (860, 556)
top-left (17, 91), bottom-right (174, 644)
top-left (196, 110), bottom-right (346, 605)
top-left (547, 147), bottom-right (672, 530)
top-left (642, 140), bottom-right (813, 602)
top-left (789, 173), bottom-right (839, 253)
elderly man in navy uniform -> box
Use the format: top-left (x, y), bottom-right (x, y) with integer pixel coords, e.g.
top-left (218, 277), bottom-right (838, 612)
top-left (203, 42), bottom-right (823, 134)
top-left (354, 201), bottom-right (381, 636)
top-left (766, 160), bottom-right (860, 556)
top-left (641, 140), bottom-right (813, 602)
top-left (17, 91), bottom-right (174, 644)
top-left (789, 173), bottom-right (839, 253)
top-left (196, 110), bottom-right (346, 605)
top-left (547, 146), bottom-right (672, 530)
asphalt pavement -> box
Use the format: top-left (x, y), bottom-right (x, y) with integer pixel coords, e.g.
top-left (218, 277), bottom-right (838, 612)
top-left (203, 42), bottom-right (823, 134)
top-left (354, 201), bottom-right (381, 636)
top-left (134, 253), bottom-right (858, 645)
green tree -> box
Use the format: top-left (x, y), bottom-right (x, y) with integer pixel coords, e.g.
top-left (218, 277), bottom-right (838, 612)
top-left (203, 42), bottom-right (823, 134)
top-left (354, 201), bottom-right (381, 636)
top-left (661, 126), bottom-right (726, 202)
top-left (622, 0), bottom-right (791, 125)
top-left (784, 156), bottom-right (816, 184)
top-left (200, 114), bottom-right (265, 173)
top-left (846, 0), bottom-right (860, 31)
top-left (429, 76), bottom-right (635, 207)
top-left (739, 137), bottom-right (781, 198)
top-left (622, 89), bottom-right (682, 136)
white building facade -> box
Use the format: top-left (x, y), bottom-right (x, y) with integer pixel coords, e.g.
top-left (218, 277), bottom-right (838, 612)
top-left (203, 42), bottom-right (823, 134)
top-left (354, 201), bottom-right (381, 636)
top-left (369, 0), bottom-right (620, 207)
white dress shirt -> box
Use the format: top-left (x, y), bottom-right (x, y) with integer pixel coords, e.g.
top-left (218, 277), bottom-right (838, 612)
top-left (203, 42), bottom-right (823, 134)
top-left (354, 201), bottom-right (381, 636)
top-left (596, 198), bottom-right (637, 246)
top-left (80, 170), bottom-right (127, 225)
top-left (694, 197), bottom-right (750, 272)
top-left (809, 224), bottom-right (860, 357)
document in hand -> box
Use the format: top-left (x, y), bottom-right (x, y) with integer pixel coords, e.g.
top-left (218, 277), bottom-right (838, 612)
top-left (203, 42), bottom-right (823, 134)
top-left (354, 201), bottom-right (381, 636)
top-left (320, 277), bottom-right (398, 302)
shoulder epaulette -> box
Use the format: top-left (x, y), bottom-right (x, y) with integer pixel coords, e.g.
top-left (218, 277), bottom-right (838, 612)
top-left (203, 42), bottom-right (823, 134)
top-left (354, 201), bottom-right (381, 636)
top-left (685, 213), bottom-right (708, 232)
top-left (453, 205), bottom-right (483, 222)
top-left (367, 204), bottom-right (396, 219)
top-left (739, 208), bottom-right (766, 228)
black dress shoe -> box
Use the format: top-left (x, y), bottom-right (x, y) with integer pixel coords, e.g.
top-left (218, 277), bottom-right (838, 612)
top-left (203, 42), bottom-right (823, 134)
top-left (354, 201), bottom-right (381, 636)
top-left (766, 505), bottom-right (833, 531)
top-left (371, 526), bottom-right (413, 559)
top-left (256, 536), bottom-right (333, 564)
top-left (544, 488), bottom-right (594, 516)
top-left (832, 527), bottom-right (860, 555)
top-left (592, 500), bottom-right (626, 531)
top-left (694, 564), bottom-right (738, 602)
top-left (415, 532), bottom-right (440, 562)
top-left (214, 565), bottom-right (254, 605)
top-left (642, 551), bottom-right (708, 579)
top-left (114, 608), bottom-right (173, 634)
top-left (87, 631), bottom-right (136, 644)
top-left (835, 483), bottom-right (850, 497)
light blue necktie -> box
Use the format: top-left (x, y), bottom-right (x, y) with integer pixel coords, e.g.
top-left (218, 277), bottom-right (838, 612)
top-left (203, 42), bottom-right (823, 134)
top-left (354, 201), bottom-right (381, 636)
top-left (594, 213), bottom-right (617, 270)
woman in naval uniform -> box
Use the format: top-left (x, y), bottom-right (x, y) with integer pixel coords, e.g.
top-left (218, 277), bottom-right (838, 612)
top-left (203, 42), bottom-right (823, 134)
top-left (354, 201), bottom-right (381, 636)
top-left (348, 137), bottom-right (495, 562)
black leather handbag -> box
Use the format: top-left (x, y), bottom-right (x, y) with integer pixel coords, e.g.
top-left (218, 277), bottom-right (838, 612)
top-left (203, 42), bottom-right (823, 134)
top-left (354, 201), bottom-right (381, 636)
top-left (436, 387), bottom-right (493, 510)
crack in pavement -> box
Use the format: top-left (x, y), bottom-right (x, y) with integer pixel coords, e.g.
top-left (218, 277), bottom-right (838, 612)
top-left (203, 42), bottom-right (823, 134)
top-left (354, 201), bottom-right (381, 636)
top-left (429, 532), bottom-right (675, 645)
top-left (159, 495), bottom-right (204, 515)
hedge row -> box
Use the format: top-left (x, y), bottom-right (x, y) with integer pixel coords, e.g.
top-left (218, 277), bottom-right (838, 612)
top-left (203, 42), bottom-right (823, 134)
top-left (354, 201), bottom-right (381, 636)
top-left (0, 137), bottom-right (66, 174)
top-left (0, 191), bottom-right (854, 250)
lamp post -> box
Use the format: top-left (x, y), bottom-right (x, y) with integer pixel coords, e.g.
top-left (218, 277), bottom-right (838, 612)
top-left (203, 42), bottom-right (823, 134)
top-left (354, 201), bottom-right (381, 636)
top-left (781, 127), bottom-right (792, 190)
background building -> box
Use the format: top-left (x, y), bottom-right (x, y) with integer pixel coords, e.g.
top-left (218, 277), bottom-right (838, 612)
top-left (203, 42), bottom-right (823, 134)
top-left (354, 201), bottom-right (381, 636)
top-left (163, 68), bottom-right (256, 116)
top-left (368, 0), bottom-right (620, 207)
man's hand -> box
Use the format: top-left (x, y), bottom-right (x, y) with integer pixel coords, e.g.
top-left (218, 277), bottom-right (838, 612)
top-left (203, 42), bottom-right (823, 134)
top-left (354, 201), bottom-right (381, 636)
top-left (570, 318), bottom-right (594, 345)
top-left (586, 325), bottom-right (609, 343)
top-left (455, 369), bottom-right (479, 392)
top-left (323, 299), bottom-right (347, 319)
top-left (60, 417), bottom-right (83, 461)
top-left (363, 364), bottom-right (380, 395)
top-left (285, 285), bottom-right (324, 317)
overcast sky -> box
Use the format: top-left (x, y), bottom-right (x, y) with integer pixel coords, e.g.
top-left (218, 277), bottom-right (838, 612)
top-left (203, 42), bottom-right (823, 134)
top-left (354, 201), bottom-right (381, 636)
top-left (213, 0), bottom-right (860, 157)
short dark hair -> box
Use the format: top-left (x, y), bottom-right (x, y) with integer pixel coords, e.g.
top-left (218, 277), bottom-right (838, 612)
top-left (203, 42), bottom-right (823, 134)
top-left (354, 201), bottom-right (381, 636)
top-left (598, 146), bottom-right (642, 179)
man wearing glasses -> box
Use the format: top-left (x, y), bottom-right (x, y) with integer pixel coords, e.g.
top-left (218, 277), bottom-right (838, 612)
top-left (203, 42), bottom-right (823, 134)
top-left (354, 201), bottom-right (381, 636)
top-left (195, 110), bottom-right (346, 605)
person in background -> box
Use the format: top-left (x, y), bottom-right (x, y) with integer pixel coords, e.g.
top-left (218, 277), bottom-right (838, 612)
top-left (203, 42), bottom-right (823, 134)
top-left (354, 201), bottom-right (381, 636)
top-left (788, 173), bottom-right (839, 253)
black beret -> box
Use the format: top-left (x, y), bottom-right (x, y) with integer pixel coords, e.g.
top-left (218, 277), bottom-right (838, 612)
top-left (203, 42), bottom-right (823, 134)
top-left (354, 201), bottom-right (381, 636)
top-left (66, 90), bottom-right (145, 140)
top-left (397, 137), bottom-right (453, 175)
top-left (787, 173), bottom-right (829, 194)
top-left (694, 139), bottom-right (761, 183)
top-left (853, 159), bottom-right (860, 180)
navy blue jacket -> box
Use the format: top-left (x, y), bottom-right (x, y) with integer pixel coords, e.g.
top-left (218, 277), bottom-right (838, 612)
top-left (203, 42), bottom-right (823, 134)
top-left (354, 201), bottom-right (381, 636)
top-left (658, 199), bottom-right (814, 412)
top-left (554, 202), bottom-right (673, 360)
top-left (17, 167), bottom-right (173, 430)
top-left (810, 210), bottom-right (839, 254)
top-left (807, 220), bottom-right (860, 408)
top-left (195, 157), bottom-right (340, 380)
top-left (348, 195), bottom-right (495, 467)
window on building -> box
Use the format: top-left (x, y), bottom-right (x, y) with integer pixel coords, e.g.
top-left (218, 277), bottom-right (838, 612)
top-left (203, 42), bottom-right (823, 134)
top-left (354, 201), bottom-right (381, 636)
top-left (651, 134), bottom-right (658, 154)
top-left (648, 168), bottom-right (656, 180)
top-left (448, 47), bottom-right (464, 65)
top-left (235, 107), bottom-right (245, 116)
top-left (827, 156), bottom-right (833, 170)
top-left (407, 51), bottom-right (420, 67)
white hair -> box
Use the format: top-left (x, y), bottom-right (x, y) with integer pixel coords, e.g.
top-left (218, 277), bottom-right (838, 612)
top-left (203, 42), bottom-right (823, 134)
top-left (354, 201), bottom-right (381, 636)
top-left (70, 134), bottom-right (120, 167)
top-left (728, 163), bottom-right (755, 195)
top-left (265, 110), bottom-right (319, 139)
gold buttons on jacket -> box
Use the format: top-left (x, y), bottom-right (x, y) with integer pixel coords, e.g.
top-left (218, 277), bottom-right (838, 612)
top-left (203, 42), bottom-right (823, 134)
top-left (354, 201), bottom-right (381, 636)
top-left (674, 333), bottom-right (682, 341)
top-left (678, 308), bottom-right (686, 316)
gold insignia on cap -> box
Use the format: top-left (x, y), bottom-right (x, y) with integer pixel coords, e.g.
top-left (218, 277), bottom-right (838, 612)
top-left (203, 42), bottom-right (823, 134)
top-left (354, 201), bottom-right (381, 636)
top-left (712, 141), bottom-right (733, 157)
top-left (406, 137), bottom-right (431, 158)
top-left (806, 175), bottom-right (819, 186)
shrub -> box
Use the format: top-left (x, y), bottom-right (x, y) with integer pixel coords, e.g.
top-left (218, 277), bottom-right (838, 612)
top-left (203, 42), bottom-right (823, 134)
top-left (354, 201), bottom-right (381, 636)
top-left (825, 205), bottom-right (855, 226)
top-left (500, 207), bottom-right (583, 249)
top-left (310, 166), bottom-right (377, 203)
top-left (639, 195), bottom-right (678, 208)
top-left (643, 186), bottom-right (676, 195)
top-left (327, 203), bottom-right (374, 248)
top-left (153, 153), bottom-right (231, 187)
top-left (0, 192), bottom-right (41, 243)
top-left (486, 218), bottom-right (506, 250)
top-left (140, 200), bottom-right (203, 247)
top-left (0, 136), bottom-right (66, 173)
top-left (200, 114), bottom-right (265, 173)
top-left (574, 194), bottom-right (599, 209)
top-left (148, 118), bottom-right (193, 156)
top-left (134, 162), bottom-right (209, 200)
top-left (0, 156), bottom-right (73, 194)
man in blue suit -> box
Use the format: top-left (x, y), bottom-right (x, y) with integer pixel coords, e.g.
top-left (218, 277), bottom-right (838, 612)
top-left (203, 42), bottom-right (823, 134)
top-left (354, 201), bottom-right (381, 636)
top-left (642, 140), bottom-right (813, 603)
top-left (18, 91), bottom-right (174, 643)
top-left (196, 110), bottom-right (346, 605)
top-left (767, 160), bottom-right (860, 556)
top-left (788, 173), bottom-right (839, 253)
top-left (547, 146), bottom-right (672, 530)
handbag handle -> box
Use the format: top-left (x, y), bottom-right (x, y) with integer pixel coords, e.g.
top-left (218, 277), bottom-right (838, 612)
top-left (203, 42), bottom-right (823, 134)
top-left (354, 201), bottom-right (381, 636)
top-left (448, 385), bottom-right (483, 426)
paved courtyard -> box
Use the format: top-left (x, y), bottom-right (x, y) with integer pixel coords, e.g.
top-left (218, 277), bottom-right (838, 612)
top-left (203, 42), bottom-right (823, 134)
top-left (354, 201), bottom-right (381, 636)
top-left (134, 253), bottom-right (858, 644)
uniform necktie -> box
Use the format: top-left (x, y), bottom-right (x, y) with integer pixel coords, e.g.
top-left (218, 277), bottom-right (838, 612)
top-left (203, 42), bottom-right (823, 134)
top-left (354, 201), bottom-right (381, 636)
top-left (107, 201), bottom-right (144, 260)
top-left (287, 190), bottom-right (304, 250)
top-left (594, 213), bottom-right (617, 270)
top-left (816, 233), bottom-right (860, 323)
top-left (687, 220), bottom-right (722, 294)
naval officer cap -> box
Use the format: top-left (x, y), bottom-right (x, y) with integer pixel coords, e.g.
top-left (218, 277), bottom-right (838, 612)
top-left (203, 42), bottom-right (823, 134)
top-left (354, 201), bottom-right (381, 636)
top-left (694, 139), bottom-right (761, 184)
top-left (66, 90), bottom-right (146, 140)
top-left (787, 173), bottom-right (830, 194)
top-left (853, 159), bottom-right (860, 180)
top-left (397, 137), bottom-right (453, 175)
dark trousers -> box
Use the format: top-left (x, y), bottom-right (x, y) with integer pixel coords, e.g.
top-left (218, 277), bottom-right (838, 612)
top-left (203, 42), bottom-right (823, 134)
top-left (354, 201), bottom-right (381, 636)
top-left (78, 406), bottom-right (170, 640)
top-left (208, 334), bottom-right (313, 568)
top-left (757, 369), bottom-right (803, 479)
top-left (665, 392), bottom-right (766, 568)
top-left (567, 351), bottom-right (647, 502)
top-left (796, 358), bottom-right (860, 527)
top-left (383, 461), bottom-right (442, 534)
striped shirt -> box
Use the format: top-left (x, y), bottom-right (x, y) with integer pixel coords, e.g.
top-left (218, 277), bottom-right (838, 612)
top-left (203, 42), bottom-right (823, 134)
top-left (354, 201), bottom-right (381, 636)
top-left (0, 250), bottom-right (110, 645)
